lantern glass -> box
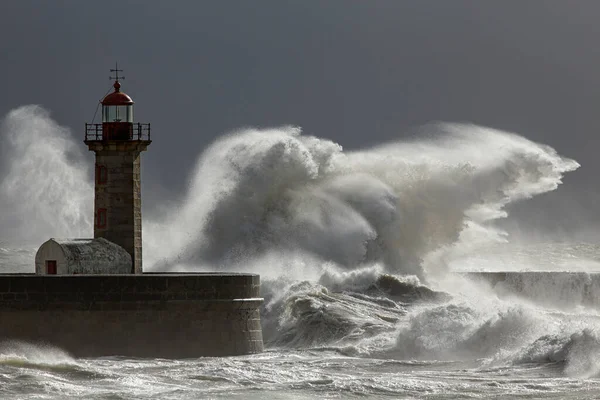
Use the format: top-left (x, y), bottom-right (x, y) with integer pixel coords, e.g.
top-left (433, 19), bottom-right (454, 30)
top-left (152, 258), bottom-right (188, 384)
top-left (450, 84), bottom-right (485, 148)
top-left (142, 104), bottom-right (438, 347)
top-left (103, 105), bottom-right (133, 122)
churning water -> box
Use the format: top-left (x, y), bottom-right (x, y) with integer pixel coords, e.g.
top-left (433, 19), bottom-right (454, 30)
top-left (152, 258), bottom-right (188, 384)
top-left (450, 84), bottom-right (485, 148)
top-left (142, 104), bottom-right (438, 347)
top-left (2, 105), bottom-right (600, 399)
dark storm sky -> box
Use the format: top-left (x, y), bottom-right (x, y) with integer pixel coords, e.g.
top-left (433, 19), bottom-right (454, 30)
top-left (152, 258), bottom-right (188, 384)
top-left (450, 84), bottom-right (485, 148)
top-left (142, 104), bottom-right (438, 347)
top-left (1, 0), bottom-right (600, 233)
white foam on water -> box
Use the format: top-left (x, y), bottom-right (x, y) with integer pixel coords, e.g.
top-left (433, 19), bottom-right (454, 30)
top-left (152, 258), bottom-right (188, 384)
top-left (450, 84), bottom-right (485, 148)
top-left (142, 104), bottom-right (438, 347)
top-left (6, 106), bottom-right (600, 391)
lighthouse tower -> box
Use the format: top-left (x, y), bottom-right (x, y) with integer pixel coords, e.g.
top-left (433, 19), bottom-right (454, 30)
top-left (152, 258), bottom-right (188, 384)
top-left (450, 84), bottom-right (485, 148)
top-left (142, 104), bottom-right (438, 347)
top-left (84, 66), bottom-right (151, 273)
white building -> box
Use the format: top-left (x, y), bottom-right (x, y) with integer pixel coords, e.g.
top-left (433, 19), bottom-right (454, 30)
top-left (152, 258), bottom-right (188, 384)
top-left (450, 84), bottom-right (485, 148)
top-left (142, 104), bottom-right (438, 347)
top-left (35, 238), bottom-right (132, 275)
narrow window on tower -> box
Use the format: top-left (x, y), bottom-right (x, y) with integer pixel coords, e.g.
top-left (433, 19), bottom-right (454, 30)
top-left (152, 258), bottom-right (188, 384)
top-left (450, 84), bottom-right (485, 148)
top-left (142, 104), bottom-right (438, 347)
top-left (97, 165), bottom-right (108, 184)
top-left (97, 208), bottom-right (107, 228)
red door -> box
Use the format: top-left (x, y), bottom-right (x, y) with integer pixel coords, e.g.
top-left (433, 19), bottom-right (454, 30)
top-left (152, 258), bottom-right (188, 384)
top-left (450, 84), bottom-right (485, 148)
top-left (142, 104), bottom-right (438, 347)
top-left (46, 260), bottom-right (57, 275)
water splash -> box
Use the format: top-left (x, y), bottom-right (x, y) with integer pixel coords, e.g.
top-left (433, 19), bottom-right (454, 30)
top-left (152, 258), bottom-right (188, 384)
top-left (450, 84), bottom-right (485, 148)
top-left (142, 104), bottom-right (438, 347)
top-left (0, 106), bottom-right (92, 245)
top-left (3, 105), bottom-right (596, 376)
top-left (0, 107), bottom-right (578, 275)
top-left (0, 340), bottom-right (76, 369)
top-left (145, 123), bottom-right (578, 280)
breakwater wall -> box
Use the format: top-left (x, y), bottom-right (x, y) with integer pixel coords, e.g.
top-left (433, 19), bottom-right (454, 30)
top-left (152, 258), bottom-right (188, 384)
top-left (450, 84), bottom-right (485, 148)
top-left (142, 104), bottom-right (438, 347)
top-left (464, 271), bottom-right (600, 309)
top-left (0, 273), bottom-right (263, 358)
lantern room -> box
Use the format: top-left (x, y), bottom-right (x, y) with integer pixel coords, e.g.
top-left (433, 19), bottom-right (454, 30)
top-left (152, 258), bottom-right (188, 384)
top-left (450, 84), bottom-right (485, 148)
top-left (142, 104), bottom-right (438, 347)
top-left (84, 66), bottom-right (150, 142)
top-left (100, 80), bottom-right (134, 140)
top-left (102, 81), bottom-right (134, 123)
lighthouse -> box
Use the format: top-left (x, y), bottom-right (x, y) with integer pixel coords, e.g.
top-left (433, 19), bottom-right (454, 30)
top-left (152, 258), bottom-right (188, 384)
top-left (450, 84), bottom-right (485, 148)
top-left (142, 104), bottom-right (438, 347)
top-left (25, 67), bottom-right (264, 357)
top-left (83, 66), bottom-right (151, 273)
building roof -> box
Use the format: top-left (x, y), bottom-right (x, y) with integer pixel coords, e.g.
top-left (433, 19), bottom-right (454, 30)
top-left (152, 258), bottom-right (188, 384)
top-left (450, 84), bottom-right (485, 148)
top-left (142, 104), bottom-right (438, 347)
top-left (101, 81), bottom-right (134, 105)
top-left (36, 238), bottom-right (132, 274)
top-left (52, 238), bottom-right (94, 246)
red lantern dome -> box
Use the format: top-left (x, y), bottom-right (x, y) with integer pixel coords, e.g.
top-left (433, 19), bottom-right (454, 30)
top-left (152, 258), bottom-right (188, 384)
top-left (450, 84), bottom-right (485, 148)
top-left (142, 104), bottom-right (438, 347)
top-left (101, 81), bottom-right (134, 106)
top-left (101, 80), bottom-right (134, 125)
top-left (85, 65), bottom-right (150, 143)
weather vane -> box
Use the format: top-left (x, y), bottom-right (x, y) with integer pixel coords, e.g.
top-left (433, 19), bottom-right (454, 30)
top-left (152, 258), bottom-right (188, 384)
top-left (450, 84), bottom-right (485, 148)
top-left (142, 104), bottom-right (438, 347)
top-left (109, 63), bottom-right (125, 81)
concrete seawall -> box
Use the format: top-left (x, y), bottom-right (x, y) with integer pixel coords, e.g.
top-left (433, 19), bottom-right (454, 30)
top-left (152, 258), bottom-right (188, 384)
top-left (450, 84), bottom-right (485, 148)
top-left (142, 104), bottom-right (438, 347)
top-left (0, 273), bottom-right (263, 358)
top-left (464, 271), bottom-right (600, 309)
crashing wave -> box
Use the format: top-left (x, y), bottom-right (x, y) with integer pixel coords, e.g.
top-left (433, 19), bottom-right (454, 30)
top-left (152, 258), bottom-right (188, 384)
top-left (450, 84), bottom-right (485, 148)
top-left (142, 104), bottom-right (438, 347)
top-left (0, 106), bottom-right (588, 365)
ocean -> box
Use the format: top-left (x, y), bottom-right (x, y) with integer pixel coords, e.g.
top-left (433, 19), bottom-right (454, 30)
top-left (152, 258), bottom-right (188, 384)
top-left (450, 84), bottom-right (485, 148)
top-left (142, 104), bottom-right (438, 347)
top-left (1, 106), bottom-right (600, 399)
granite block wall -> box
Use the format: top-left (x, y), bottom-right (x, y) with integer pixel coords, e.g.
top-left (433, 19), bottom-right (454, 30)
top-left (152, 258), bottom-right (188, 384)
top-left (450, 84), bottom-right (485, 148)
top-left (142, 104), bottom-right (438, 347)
top-left (0, 274), bottom-right (263, 357)
top-left (87, 141), bottom-right (150, 274)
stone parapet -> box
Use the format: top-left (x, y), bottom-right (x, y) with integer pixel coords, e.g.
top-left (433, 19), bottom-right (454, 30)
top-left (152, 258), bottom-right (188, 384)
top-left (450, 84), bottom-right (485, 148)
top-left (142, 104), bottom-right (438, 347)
top-left (0, 273), bottom-right (264, 358)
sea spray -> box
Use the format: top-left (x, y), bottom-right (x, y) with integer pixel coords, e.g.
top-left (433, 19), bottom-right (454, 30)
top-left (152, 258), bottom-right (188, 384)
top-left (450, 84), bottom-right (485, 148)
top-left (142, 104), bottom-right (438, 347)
top-left (0, 107), bottom-right (578, 275)
top-left (0, 106), bottom-right (92, 244)
top-left (145, 123), bottom-right (578, 280)
top-left (3, 106), bottom-right (595, 375)
top-left (0, 340), bottom-right (76, 369)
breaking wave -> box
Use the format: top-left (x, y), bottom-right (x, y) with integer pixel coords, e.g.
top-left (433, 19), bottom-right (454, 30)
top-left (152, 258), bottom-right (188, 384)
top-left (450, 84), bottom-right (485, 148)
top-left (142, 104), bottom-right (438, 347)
top-left (4, 105), bottom-right (599, 378)
top-left (0, 106), bottom-right (92, 244)
top-left (0, 341), bottom-right (77, 371)
top-left (145, 123), bottom-right (578, 279)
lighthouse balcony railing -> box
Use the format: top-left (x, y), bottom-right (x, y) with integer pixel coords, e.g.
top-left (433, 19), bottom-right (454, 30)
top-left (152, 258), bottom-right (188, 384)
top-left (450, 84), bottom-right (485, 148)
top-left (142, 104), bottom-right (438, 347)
top-left (85, 123), bottom-right (151, 141)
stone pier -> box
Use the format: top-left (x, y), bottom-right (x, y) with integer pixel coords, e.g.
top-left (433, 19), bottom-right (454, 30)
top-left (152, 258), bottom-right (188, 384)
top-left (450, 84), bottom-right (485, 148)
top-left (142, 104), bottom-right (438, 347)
top-left (0, 273), bottom-right (263, 358)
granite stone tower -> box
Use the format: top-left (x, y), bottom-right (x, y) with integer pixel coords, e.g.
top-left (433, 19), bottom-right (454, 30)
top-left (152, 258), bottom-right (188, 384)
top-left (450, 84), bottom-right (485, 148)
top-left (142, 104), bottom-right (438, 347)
top-left (84, 66), bottom-right (151, 273)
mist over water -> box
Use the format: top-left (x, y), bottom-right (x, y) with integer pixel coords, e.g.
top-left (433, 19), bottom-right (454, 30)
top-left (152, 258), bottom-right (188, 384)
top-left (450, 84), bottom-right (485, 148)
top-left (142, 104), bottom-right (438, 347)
top-left (144, 122), bottom-right (579, 279)
top-left (4, 106), bottom-right (600, 398)
top-left (0, 106), bottom-right (92, 244)
top-left (0, 106), bottom-right (579, 277)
